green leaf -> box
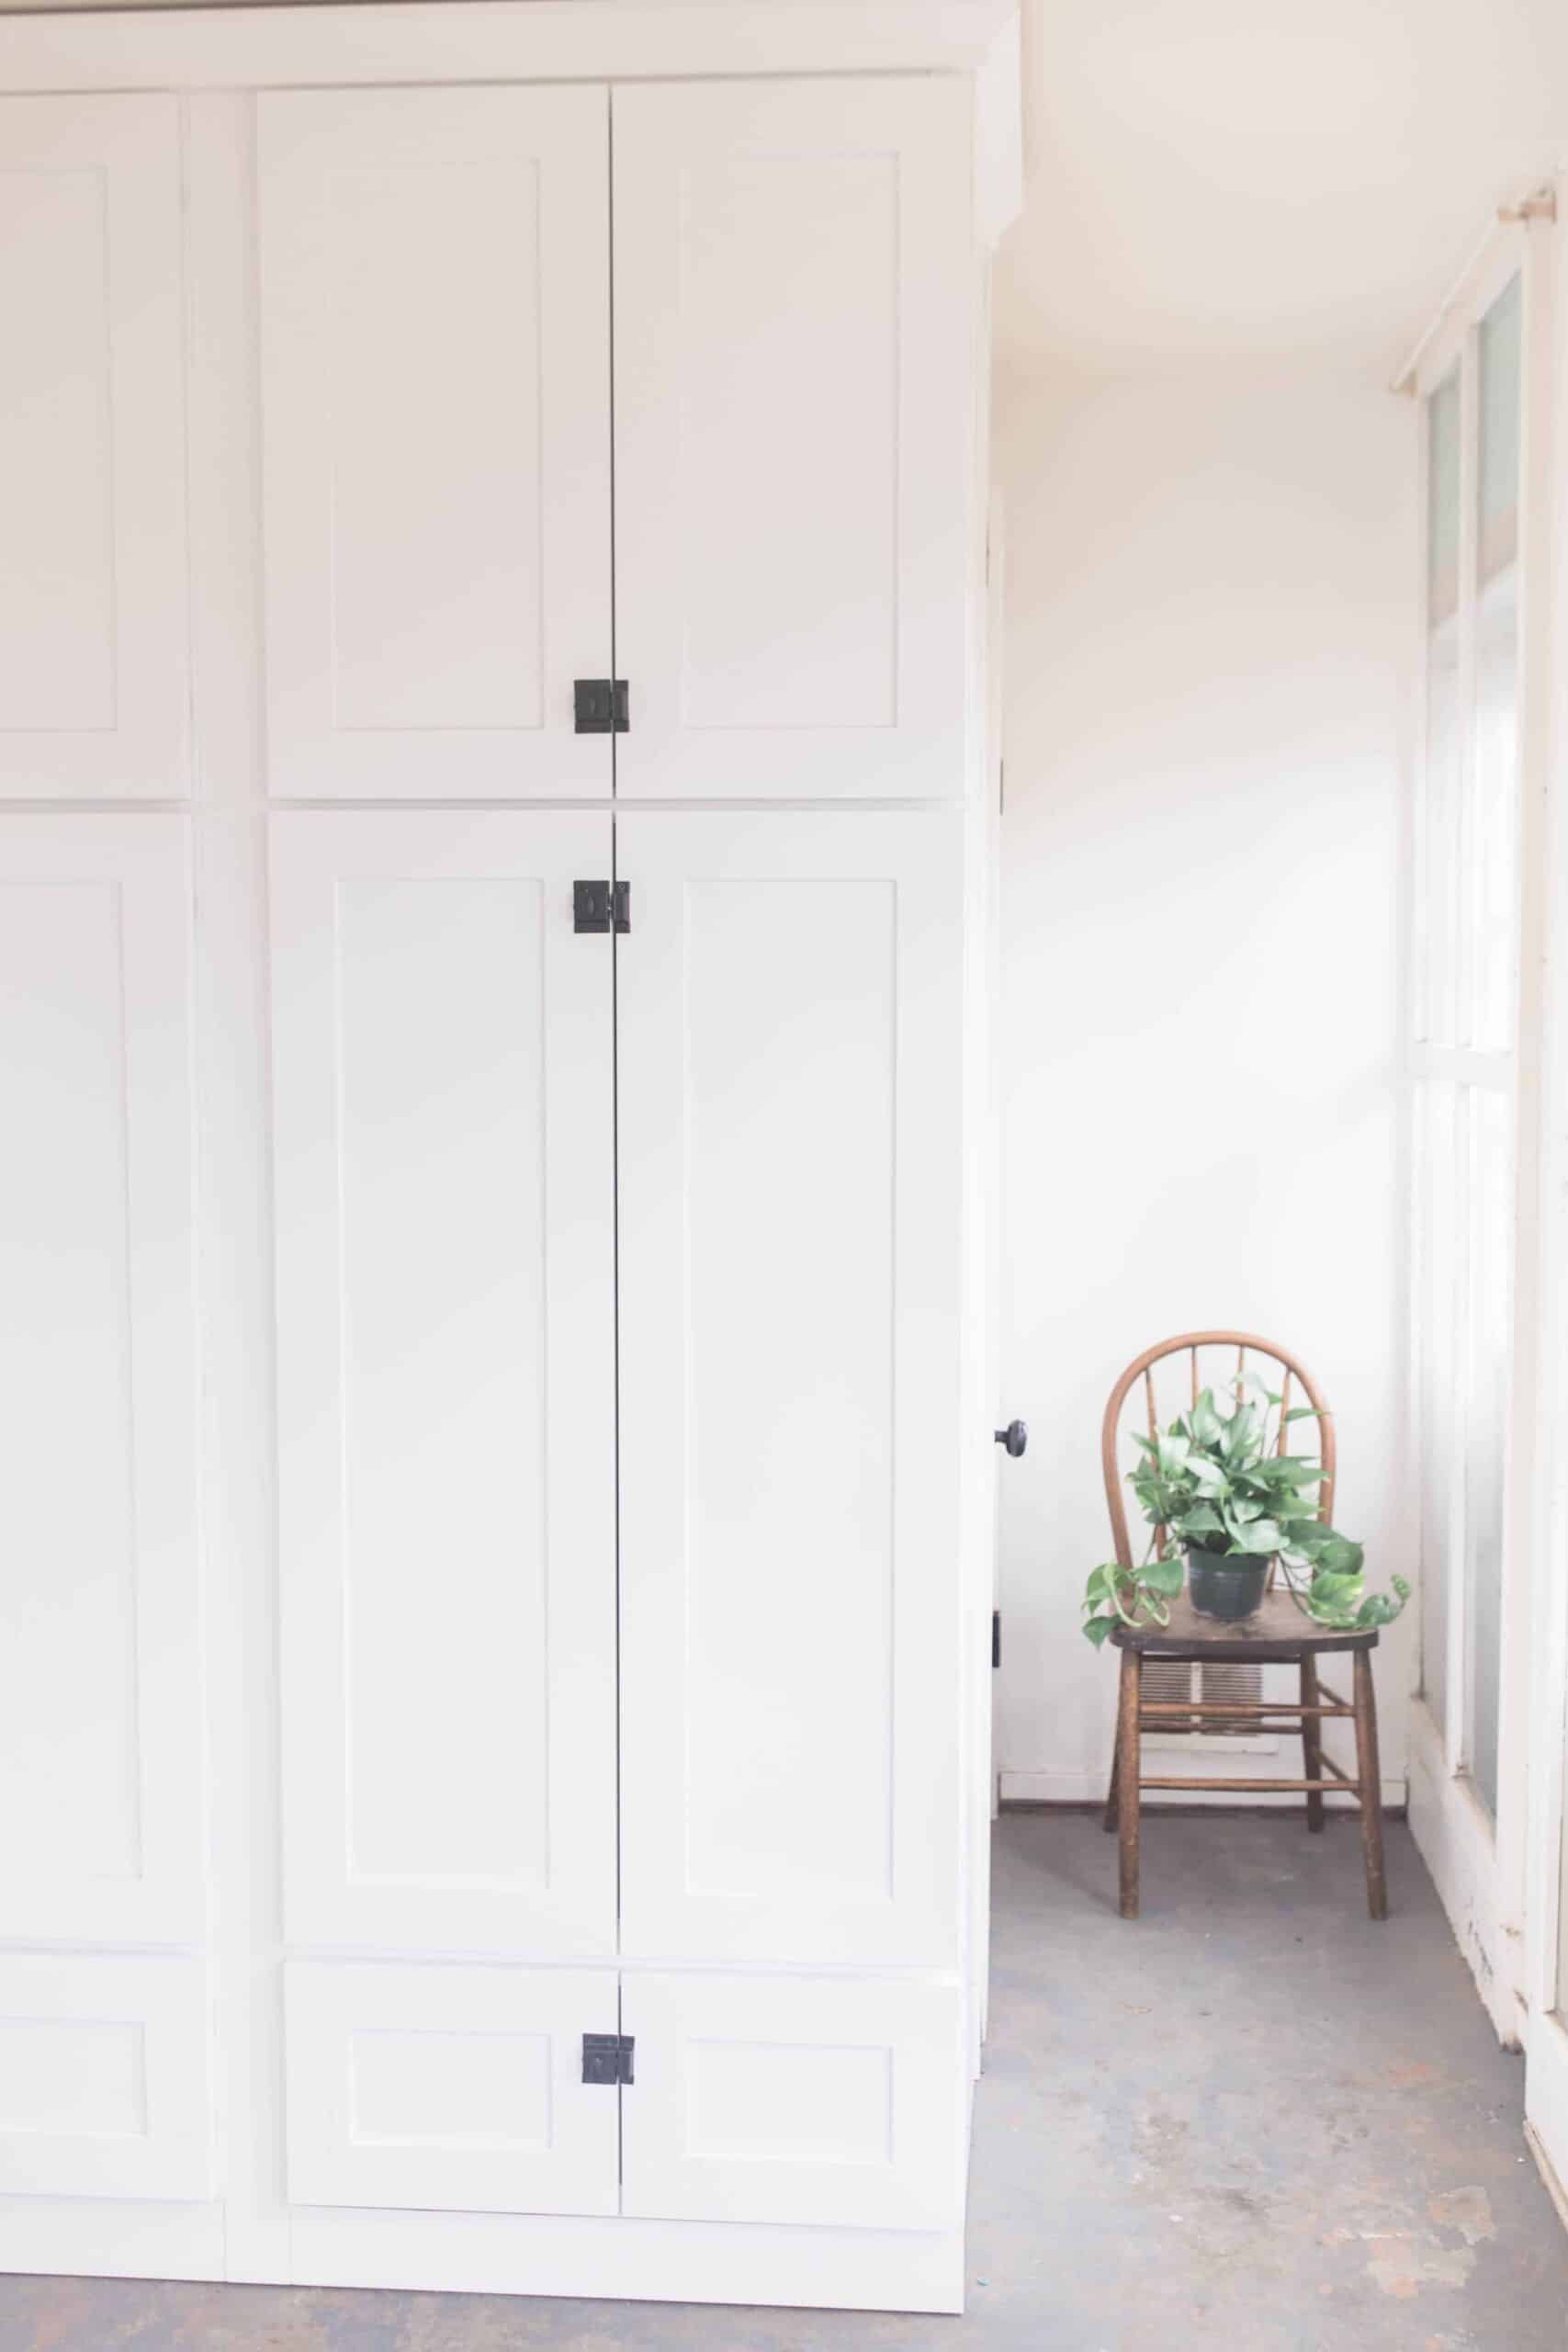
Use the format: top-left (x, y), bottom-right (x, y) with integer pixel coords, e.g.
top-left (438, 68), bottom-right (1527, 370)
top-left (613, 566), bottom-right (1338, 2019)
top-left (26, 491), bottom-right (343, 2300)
top-left (1229, 1519), bottom-right (1283, 1555)
top-left (1082, 1614), bottom-right (1117, 1647)
top-left (1282, 1405), bottom-right (1326, 1423)
top-left (1145, 1555), bottom-right (1185, 1596)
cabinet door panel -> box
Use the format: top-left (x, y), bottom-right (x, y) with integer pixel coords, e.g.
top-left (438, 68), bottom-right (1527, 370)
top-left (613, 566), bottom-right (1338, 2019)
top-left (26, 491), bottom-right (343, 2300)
top-left (285, 1963), bottom-right (619, 2216)
top-left (0, 821), bottom-right (203, 1944)
top-left (0, 97), bottom-right (187, 796)
top-left (258, 88), bottom-right (612, 797)
top-left (0, 1957), bottom-right (210, 2202)
top-left (621, 1973), bottom-right (963, 2231)
top-left (271, 814), bottom-right (616, 1954)
top-left (613, 79), bottom-right (972, 799)
top-left (616, 812), bottom-right (964, 1963)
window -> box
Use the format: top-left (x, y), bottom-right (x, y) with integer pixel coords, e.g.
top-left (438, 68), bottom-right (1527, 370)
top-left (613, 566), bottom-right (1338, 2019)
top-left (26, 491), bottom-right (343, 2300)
top-left (1412, 261), bottom-right (1529, 1819)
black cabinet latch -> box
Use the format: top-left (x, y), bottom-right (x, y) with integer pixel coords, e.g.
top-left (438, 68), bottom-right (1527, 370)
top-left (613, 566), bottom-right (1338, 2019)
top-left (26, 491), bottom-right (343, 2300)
top-left (582, 2032), bottom-right (635, 2086)
top-left (573, 879), bottom-right (630, 934)
top-left (574, 679), bottom-right (629, 734)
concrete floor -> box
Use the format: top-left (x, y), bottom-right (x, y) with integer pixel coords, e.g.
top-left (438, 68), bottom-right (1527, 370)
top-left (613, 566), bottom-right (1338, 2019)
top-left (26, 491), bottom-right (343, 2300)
top-left (1, 1811), bottom-right (1565, 2351)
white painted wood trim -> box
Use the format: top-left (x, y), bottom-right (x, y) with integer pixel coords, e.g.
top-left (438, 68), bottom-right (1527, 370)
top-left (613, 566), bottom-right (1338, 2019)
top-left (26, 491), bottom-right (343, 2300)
top-left (1523, 171), bottom-right (1568, 2192)
top-left (1408, 1699), bottom-right (1523, 2045)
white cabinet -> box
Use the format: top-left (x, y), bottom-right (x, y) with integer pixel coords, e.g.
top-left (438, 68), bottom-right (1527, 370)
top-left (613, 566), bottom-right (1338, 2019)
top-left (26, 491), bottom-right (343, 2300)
top-left (612, 80), bottom-right (973, 799)
top-left (0, 98), bottom-right (188, 796)
top-left (270, 812), bottom-right (618, 1957)
top-left (0, 13), bottom-right (1013, 2316)
top-left (616, 810), bottom-right (965, 1964)
top-left (257, 87), bottom-right (613, 798)
top-left (0, 820), bottom-right (204, 1947)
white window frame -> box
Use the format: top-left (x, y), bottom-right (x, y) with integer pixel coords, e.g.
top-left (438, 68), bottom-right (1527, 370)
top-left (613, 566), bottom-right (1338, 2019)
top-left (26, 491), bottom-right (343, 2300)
top-left (1406, 206), bottom-right (1555, 2045)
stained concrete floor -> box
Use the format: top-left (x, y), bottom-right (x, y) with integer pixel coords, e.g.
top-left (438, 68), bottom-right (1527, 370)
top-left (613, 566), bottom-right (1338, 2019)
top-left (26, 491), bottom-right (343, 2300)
top-left (1, 1811), bottom-right (1565, 2352)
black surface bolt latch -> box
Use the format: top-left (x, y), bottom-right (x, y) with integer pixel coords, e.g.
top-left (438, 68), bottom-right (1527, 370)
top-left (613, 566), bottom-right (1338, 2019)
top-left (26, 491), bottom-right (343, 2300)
top-left (573, 880), bottom-right (631, 935)
top-left (574, 679), bottom-right (629, 734)
top-left (582, 2032), bottom-right (635, 2086)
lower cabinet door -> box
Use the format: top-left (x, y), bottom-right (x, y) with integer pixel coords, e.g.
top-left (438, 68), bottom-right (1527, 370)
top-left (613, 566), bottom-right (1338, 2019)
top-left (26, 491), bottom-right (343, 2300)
top-left (284, 1963), bottom-right (621, 2217)
top-left (0, 1955), bottom-right (210, 2202)
top-left (620, 1973), bottom-right (964, 2232)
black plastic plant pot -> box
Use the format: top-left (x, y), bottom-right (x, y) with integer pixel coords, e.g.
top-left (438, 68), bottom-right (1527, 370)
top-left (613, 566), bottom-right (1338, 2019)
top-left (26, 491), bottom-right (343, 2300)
top-left (1186, 1547), bottom-right (1269, 1623)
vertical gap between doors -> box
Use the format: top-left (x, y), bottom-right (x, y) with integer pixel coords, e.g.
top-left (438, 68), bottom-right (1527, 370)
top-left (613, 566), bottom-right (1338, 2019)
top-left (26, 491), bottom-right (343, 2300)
top-left (607, 81), bottom-right (625, 2194)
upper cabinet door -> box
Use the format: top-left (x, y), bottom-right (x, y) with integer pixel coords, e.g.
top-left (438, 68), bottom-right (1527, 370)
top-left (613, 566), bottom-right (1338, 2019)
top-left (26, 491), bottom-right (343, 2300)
top-left (270, 812), bottom-right (617, 1956)
top-left (257, 89), bottom-right (612, 799)
top-left (0, 821), bottom-right (203, 1943)
top-left (0, 98), bottom-right (188, 797)
top-left (615, 810), bottom-right (966, 1965)
top-left (613, 79), bottom-right (974, 800)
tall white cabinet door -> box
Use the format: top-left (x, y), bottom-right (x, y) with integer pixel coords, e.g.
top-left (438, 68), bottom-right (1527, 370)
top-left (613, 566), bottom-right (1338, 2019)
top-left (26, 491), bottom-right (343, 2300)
top-left (0, 820), bottom-right (204, 1943)
top-left (615, 811), bottom-right (965, 1964)
top-left (612, 79), bottom-right (973, 800)
top-left (271, 814), bottom-right (617, 1955)
top-left (0, 98), bottom-right (188, 797)
top-left (257, 89), bottom-right (612, 799)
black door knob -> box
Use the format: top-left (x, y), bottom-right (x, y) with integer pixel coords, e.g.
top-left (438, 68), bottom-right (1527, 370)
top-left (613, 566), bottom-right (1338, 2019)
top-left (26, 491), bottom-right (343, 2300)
top-left (994, 1420), bottom-right (1027, 1458)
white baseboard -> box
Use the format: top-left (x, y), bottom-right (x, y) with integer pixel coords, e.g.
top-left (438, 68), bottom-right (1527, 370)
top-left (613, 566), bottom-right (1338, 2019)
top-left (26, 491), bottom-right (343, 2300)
top-left (998, 1768), bottom-right (1405, 1810)
top-left (1407, 1698), bottom-right (1524, 2048)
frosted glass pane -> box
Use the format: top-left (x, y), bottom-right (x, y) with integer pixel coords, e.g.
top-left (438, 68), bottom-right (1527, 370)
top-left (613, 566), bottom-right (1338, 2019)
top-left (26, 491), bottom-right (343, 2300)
top-left (1427, 368), bottom-right (1461, 627)
top-left (1478, 276), bottom-right (1521, 587)
top-left (1472, 275), bottom-right (1522, 1053)
top-left (1417, 1083), bottom-right (1459, 1726)
top-left (1421, 366), bottom-right (1462, 1047)
top-left (1466, 1087), bottom-right (1512, 1817)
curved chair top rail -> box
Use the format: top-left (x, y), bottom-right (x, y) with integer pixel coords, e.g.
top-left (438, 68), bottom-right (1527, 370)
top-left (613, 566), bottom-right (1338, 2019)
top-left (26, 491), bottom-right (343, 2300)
top-left (1100, 1329), bottom-right (1337, 1572)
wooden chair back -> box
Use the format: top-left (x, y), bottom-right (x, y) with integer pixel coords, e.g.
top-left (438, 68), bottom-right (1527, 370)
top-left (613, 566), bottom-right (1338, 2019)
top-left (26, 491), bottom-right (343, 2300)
top-left (1100, 1331), bottom-right (1337, 1572)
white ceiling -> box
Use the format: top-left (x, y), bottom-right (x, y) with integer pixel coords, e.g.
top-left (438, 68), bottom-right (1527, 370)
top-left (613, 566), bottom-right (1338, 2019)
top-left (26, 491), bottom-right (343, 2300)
top-left (996, 0), bottom-right (1568, 379)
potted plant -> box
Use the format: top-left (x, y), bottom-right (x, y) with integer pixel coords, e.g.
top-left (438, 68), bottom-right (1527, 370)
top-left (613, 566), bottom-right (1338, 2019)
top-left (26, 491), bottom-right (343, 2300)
top-left (1081, 1381), bottom-right (1409, 1645)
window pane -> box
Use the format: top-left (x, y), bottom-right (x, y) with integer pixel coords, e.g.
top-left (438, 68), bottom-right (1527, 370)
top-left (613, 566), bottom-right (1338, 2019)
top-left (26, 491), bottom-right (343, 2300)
top-left (1417, 1081), bottom-right (1459, 1725)
top-left (1472, 276), bottom-right (1522, 1052)
top-left (1466, 1084), bottom-right (1513, 1816)
top-left (1421, 368), bottom-right (1461, 1046)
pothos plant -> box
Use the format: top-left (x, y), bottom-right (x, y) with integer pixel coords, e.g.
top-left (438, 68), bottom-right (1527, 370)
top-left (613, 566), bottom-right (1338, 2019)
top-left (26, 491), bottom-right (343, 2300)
top-left (1081, 1380), bottom-right (1409, 1646)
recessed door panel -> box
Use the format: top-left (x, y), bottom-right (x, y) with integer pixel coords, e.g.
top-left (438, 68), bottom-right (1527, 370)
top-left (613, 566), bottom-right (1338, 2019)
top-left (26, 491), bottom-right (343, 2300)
top-left (0, 821), bottom-right (202, 1944)
top-left (0, 1957), bottom-right (210, 2203)
top-left (257, 87), bottom-right (612, 797)
top-left (613, 79), bottom-right (973, 798)
top-left (615, 811), bottom-right (964, 1963)
top-left (271, 813), bottom-right (616, 1954)
top-left (285, 1963), bottom-right (619, 2215)
top-left (0, 96), bottom-right (188, 795)
top-left (620, 1973), bottom-right (963, 2230)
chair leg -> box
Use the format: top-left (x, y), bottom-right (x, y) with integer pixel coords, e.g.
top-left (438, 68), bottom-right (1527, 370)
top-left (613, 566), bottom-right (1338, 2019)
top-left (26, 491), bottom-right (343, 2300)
top-left (1116, 1645), bottom-right (1142, 1918)
top-left (1103, 1686), bottom-right (1123, 1832)
top-left (1300, 1657), bottom-right (1325, 1834)
top-left (1352, 1648), bottom-right (1388, 1922)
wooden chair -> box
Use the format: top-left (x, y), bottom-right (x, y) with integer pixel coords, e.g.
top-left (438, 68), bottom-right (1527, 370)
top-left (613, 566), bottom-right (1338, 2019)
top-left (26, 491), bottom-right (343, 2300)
top-left (1101, 1331), bottom-right (1387, 1922)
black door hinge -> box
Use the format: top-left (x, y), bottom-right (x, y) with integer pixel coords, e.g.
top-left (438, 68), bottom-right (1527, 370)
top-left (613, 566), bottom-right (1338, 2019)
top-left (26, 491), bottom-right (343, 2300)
top-left (582, 2032), bottom-right (635, 2086)
top-left (574, 678), bottom-right (629, 734)
top-left (992, 1608), bottom-right (1000, 1669)
top-left (573, 879), bottom-right (630, 934)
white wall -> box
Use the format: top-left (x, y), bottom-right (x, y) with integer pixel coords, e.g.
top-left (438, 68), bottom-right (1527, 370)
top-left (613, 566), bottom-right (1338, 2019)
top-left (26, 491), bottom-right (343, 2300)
top-left (994, 367), bottom-right (1418, 1804)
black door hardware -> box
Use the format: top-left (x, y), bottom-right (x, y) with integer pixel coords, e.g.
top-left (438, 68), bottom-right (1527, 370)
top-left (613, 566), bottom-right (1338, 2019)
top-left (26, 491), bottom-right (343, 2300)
top-left (573, 879), bottom-right (631, 934)
top-left (582, 2032), bottom-right (635, 2086)
top-left (994, 1420), bottom-right (1027, 1457)
top-left (574, 679), bottom-right (629, 734)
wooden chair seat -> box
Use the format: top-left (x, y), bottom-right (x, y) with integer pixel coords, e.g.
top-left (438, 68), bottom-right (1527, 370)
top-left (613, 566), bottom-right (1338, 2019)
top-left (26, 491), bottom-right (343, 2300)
top-left (1100, 1333), bottom-right (1388, 1923)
